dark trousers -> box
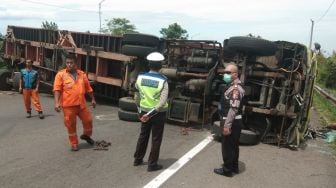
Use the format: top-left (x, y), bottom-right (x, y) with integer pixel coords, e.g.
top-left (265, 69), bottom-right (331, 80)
top-left (134, 112), bottom-right (166, 166)
top-left (221, 119), bottom-right (242, 171)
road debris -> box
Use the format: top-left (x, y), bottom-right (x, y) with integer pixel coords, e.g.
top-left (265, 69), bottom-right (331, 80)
top-left (93, 140), bottom-right (111, 151)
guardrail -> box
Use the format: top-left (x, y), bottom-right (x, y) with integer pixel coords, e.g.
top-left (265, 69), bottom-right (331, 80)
top-left (314, 85), bottom-right (336, 105)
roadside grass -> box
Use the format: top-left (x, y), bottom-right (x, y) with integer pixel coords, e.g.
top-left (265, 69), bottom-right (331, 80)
top-left (313, 92), bottom-right (336, 124)
top-left (313, 91), bottom-right (336, 156)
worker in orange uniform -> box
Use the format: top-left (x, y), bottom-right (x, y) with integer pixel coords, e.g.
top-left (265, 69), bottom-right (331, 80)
top-left (19, 59), bottom-right (44, 119)
top-left (53, 54), bottom-right (96, 151)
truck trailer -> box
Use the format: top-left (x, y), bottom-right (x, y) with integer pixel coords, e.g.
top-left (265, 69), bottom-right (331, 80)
top-left (0, 25), bottom-right (317, 147)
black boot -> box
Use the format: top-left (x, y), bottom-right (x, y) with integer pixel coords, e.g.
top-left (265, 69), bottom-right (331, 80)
top-left (147, 164), bottom-right (163, 172)
top-left (38, 111), bottom-right (44, 119)
top-left (133, 159), bottom-right (144, 166)
top-left (80, 135), bottom-right (95, 145)
top-left (214, 167), bottom-right (233, 177)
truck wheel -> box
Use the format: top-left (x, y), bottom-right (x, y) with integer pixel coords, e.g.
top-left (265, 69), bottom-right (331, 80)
top-left (0, 70), bottom-right (12, 90)
top-left (118, 109), bottom-right (140, 122)
top-left (239, 129), bottom-right (259, 145)
top-left (227, 36), bottom-right (278, 56)
top-left (12, 72), bottom-right (21, 91)
top-left (123, 33), bottom-right (160, 47)
top-left (212, 121), bottom-right (223, 142)
top-left (119, 97), bottom-right (138, 112)
top-left (121, 45), bottom-right (157, 58)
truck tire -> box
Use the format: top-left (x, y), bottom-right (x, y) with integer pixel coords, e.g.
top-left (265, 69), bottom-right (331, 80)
top-left (239, 129), bottom-right (259, 145)
top-left (123, 33), bottom-right (160, 47)
top-left (212, 121), bottom-right (223, 142)
top-left (119, 97), bottom-right (138, 112)
top-left (227, 36), bottom-right (278, 56)
top-left (12, 72), bottom-right (21, 91)
top-left (121, 45), bottom-right (157, 58)
top-left (0, 70), bottom-right (12, 90)
top-left (118, 109), bottom-right (140, 122)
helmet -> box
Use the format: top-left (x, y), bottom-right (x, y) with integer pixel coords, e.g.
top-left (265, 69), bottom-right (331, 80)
top-left (146, 52), bottom-right (164, 61)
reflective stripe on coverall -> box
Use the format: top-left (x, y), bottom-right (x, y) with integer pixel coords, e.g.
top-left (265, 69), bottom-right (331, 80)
top-left (62, 106), bottom-right (92, 146)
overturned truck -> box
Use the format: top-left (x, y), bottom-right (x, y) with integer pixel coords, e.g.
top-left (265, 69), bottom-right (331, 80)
top-left (1, 26), bottom-right (317, 146)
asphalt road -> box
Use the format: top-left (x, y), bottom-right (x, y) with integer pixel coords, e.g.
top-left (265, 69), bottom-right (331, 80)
top-left (0, 91), bottom-right (335, 188)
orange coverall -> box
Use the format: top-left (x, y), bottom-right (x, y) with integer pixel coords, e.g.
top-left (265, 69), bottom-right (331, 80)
top-left (22, 89), bottom-right (42, 112)
top-left (53, 69), bottom-right (93, 146)
top-left (20, 68), bottom-right (43, 113)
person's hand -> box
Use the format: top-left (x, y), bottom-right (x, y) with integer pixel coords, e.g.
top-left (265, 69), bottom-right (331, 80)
top-left (19, 87), bottom-right (22, 93)
top-left (223, 127), bottom-right (231, 136)
top-left (34, 88), bottom-right (39, 92)
top-left (91, 99), bottom-right (96, 108)
top-left (140, 114), bottom-right (149, 123)
top-left (55, 104), bottom-right (61, 112)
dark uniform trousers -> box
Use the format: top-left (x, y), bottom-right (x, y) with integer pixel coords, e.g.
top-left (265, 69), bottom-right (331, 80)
top-left (134, 111), bottom-right (166, 166)
top-left (221, 119), bottom-right (242, 171)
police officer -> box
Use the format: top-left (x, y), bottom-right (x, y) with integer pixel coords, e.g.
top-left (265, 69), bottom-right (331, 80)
top-left (133, 52), bottom-right (169, 172)
top-left (214, 63), bottom-right (245, 177)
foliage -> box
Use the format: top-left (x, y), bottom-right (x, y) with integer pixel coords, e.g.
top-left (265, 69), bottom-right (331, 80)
top-left (247, 33), bottom-right (262, 38)
top-left (0, 32), bottom-right (3, 50)
top-left (316, 53), bottom-right (327, 84)
top-left (325, 56), bottom-right (336, 88)
top-left (160, 23), bottom-right (188, 39)
top-left (0, 32), bottom-right (4, 64)
top-left (317, 53), bottom-right (336, 89)
top-left (41, 21), bottom-right (58, 30)
top-left (100, 18), bottom-right (137, 35)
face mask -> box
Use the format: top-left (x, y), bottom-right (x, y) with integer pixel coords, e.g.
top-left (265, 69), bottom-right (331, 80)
top-left (223, 73), bottom-right (232, 83)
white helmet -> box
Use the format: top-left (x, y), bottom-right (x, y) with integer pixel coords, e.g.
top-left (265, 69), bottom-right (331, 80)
top-left (146, 52), bottom-right (164, 61)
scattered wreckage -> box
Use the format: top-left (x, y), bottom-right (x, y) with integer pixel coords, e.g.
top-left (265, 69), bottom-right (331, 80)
top-left (0, 25), bottom-right (317, 146)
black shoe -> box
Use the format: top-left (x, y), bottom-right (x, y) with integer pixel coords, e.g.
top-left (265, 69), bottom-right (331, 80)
top-left (214, 168), bottom-right (233, 177)
top-left (133, 159), bottom-right (144, 166)
top-left (233, 168), bottom-right (239, 174)
top-left (80, 135), bottom-right (95, 145)
top-left (26, 112), bottom-right (31, 118)
top-left (38, 112), bottom-right (44, 119)
top-left (147, 164), bottom-right (163, 172)
top-left (71, 145), bottom-right (79, 151)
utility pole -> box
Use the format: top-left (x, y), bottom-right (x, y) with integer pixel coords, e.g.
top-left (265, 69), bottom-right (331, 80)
top-left (99, 0), bottom-right (106, 33)
top-left (309, 19), bottom-right (314, 50)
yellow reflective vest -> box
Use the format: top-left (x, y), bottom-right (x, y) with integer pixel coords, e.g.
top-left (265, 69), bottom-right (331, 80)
top-left (136, 72), bottom-right (168, 112)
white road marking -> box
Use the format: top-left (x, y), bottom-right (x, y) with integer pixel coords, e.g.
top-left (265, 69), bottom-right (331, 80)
top-left (95, 114), bottom-right (118, 121)
top-left (143, 135), bottom-right (213, 188)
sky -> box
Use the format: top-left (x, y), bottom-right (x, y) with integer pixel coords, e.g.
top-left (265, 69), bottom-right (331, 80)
top-left (0, 0), bottom-right (335, 55)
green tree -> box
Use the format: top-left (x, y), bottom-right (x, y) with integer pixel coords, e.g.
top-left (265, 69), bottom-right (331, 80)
top-left (0, 32), bottom-right (4, 52)
top-left (316, 52), bottom-right (336, 89)
top-left (0, 32), bottom-right (4, 66)
top-left (101, 18), bottom-right (137, 35)
top-left (160, 23), bottom-right (188, 39)
top-left (41, 21), bottom-right (58, 30)
top-left (325, 55), bottom-right (336, 88)
top-left (247, 33), bottom-right (262, 38)
top-left (316, 53), bottom-right (328, 84)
